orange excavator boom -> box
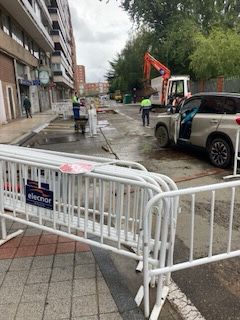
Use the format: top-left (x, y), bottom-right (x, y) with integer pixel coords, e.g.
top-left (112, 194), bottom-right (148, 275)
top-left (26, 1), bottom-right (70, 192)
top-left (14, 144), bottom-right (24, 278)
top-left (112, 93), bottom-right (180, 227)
top-left (143, 52), bottom-right (171, 81)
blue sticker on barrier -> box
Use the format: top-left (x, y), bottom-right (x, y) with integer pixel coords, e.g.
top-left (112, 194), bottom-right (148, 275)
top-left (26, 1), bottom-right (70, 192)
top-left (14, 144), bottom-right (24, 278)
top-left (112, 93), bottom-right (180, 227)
top-left (25, 184), bottom-right (53, 210)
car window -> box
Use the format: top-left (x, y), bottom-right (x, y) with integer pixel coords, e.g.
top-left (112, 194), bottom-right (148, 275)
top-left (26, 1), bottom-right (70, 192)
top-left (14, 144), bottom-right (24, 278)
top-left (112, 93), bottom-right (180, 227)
top-left (198, 96), bottom-right (224, 114)
top-left (223, 97), bottom-right (240, 114)
top-left (180, 98), bottom-right (202, 114)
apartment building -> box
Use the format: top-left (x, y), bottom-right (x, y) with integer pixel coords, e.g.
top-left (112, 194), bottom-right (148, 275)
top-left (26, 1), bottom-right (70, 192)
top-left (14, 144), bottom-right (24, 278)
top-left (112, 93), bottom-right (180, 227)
top-left (76, 65), bottom-right (86, 95)
top-left (84, 82), bottom-right (109, 96)
top-left (48, 0), bottom-right (75, 101)
top-left (0, 0), bottom-right (54, 124)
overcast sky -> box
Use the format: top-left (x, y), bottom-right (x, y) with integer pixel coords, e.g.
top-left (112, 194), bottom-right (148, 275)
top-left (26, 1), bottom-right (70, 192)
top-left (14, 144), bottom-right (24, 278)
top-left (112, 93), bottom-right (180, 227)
top-left (68, 0), bottom-right (132, 83)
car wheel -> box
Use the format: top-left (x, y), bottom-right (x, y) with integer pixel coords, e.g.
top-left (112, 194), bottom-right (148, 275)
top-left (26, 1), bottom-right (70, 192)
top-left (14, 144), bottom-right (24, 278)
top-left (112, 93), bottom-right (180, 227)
top-left (208, 138), bottom-right (231, 168)
top-left (155, 125), bottom-right (169, 147)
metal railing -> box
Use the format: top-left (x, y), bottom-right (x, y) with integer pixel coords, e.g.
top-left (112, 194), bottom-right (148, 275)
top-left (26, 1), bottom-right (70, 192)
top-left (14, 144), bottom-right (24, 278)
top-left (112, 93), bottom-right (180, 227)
top-left (224, 128), bottom-right (240, 179)
top-left (51, 101), bottom-right (72, 119)
top-left (141, 179), bottom-right (240, 319)
top-left (0, 145), bottom-right (179, 319)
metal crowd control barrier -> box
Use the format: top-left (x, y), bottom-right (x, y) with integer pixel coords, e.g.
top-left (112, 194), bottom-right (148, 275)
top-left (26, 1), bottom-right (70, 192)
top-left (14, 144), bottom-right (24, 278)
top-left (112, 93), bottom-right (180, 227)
top-left (224, 128), bottom-right (240, 179)
top-left (0, 145), bottom-right (178, 319)
top-left (142, 179), bottom-right (240, 319)
top-left (51, 101), bottom-right (72, 119)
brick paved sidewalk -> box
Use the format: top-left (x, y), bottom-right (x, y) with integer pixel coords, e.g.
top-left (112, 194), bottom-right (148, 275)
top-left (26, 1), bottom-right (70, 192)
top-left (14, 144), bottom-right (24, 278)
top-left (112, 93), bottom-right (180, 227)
top-left (0, 222), bottom-right (123, 320)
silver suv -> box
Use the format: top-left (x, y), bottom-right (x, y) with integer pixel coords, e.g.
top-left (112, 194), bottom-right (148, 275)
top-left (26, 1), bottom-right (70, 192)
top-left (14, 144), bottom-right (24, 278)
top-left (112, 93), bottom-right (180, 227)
top-left (155, 92), bottom-right (240, 168)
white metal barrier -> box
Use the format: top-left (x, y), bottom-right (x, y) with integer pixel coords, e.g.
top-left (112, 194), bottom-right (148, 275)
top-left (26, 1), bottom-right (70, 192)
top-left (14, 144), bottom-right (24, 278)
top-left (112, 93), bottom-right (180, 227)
top-left (141, 179), bottom-right (240, 319)
top-left (224, 128), bottom-right (240, 179)
top-left (0, 145), bottom-right (179, 319)
top-left (51, 101), bottom-right (72, 119)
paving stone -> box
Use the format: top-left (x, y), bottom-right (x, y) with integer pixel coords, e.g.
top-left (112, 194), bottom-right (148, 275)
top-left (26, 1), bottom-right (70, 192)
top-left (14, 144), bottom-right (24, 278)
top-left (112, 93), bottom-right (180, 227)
top-left (15, 245), bottom-right (37, 258)
top-left (53, 253), bottom-right (74, 267)
top-left (9, 257), bottom-right (33, 271)
top-left (20, 235), bottom-right (40, 247)
top-left (99, 313), bottom-right (123, 320)
top-left (51, 266), bottom-right (73, 282)
top-left (43, 298), bottom-right (71, 319)
top-left (31, 255), bottom-right (54, 269)
top-left (21, 283), bottom-right (48, 302)
top-left (0, 285), bottom-right (24, 304)
top-left (15, 301), bottom-right (45, 320)
top-left (57, 241), bottom-right (75, 253)
top-left (0, 259), bottom-right (11, 272)
top-left (47, 280), bottom-right (72, 301)
top-left (73, 278), bottom-right (97, 297)
top-left (72, 317), bottom-right (98, 320)
top-left (99, 293), bottom-right (118, 314)
top-left (24, 228), bottom-right (42, 236)
top-left (35, 243), bottom-right (56, 256)
top-left (2, 270), bottom-right (29, 286)
top-left (27, 267), bottom-right (51, 284)
top-left (0, 303), bottom-right (18, 320)
top-left (0, 272), bottom-right (6, 286)
top-left (72, 295), bottom-right (98, 318)
top-left (10, 222), bottom-right (27, 231)
top-left (0, 247), bottom-right (16, 259)
top-left (97, 277), bottom-right (111, 294)
top-left (75, 252), bottom-right (95, 265)
top-left (74, 263), bottom-right (95, 279)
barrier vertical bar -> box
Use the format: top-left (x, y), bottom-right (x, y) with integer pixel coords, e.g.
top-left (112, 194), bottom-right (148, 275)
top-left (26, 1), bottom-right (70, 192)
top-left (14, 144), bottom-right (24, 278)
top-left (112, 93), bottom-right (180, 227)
top-left (208, 191), bottom-right (215, 257)
top-left (84, 177), bottom-right (89, 238)
top-left (227, 187), bottom-right (235, 253)
top-left (190, 194), bottom-right (195, 262)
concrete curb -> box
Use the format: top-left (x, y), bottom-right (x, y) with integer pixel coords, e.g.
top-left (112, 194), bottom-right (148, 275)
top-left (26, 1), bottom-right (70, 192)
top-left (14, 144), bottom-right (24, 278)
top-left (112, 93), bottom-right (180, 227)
top-left (91, 246), bottom-right (145, 320)
top-left (10, 114), bottom-right (58, 146)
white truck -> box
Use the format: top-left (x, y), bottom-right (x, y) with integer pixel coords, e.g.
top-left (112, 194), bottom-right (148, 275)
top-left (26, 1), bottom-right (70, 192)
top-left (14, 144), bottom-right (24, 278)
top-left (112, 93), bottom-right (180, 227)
top-left (150, 75), bottom-right (190, 106)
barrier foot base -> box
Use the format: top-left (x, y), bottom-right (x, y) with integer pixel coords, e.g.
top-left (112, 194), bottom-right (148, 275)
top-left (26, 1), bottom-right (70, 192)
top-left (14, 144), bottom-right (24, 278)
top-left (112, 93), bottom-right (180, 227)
top-left (135, 285), bottom-right (144, 306)
top-left (223, 174), bottom-right (240, 180)
top-left (149, 286), bottom-right (169, 320)
top-left (0, 229), bottom-right (24, 246)
top-left (136, 261), bottom-right (143, 273)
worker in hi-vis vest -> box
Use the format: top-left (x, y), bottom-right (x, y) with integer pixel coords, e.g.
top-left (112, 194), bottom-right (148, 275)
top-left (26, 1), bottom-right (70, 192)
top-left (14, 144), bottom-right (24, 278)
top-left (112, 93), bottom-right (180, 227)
top-left (139, 96), bottom-right (152, 127)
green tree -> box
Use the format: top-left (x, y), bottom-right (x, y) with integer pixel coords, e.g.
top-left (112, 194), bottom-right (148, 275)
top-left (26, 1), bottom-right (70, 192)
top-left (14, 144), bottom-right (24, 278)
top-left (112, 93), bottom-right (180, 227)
top-left (106, 29), bottom-right (153, 93)
top-left (190, 28), bottom-right (240, 79)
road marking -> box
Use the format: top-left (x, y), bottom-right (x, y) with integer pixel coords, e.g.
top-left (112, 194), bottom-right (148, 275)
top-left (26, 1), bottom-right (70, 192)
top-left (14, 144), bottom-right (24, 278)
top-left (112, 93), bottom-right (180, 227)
top-left (168, 280), bottom-right (206, 320)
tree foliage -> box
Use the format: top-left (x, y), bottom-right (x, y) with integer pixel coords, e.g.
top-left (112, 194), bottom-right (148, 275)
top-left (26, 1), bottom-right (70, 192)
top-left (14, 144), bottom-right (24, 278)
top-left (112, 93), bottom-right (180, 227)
top-left (101, 0), bottom-right (240, 91)
top-left (190, 28), bottom-right (240, 79)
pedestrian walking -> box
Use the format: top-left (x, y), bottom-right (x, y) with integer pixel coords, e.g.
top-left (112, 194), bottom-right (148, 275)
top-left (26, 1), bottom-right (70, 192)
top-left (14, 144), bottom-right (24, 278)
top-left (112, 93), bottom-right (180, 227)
top-left (23, 96), bottom-right (32, 118)
top-left (139, 96), bottom-right (152, 127)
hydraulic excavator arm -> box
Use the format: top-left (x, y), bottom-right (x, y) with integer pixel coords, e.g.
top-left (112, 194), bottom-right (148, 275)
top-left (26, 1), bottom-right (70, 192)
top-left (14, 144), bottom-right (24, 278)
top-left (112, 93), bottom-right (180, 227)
top-left (143, 52), bottom-right (171, 104)
top-left (143, 52), bottom-right (171, 81)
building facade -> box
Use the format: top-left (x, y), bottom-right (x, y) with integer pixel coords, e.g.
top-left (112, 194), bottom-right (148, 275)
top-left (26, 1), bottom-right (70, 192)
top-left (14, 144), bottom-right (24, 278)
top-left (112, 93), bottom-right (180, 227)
top-left (76, 65), bottom-right (86, 95)
top-left (0, 0), bottom-right (54, 124)
top-left (48, 0), bottom-right (75, 101)
top-left (84, 82), bottom-right (109, 96)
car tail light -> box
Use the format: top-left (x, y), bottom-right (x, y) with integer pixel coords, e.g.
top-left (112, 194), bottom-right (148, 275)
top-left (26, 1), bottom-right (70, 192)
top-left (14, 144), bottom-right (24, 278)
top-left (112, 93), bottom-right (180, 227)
top-left (236, 117), bottom-right (240, 125)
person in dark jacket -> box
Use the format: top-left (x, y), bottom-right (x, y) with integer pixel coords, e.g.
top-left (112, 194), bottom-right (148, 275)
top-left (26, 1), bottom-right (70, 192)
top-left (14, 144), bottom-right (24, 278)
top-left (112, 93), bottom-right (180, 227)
top-left (23, 96), bottom-right (32, 118)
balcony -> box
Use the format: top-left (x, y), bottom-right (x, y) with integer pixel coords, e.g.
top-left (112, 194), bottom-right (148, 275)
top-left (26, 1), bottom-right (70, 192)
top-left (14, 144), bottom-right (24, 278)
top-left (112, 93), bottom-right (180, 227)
top-left (51, 51), bottom-right (73, 78)
top-left (48, 7), bottom-right (70, 43)
top-left (0, 0), bottom-right (54, 52)
top-left (53, 71), bottom-right (74, 89)
top-left (50, 30), bottom-right (71, 63)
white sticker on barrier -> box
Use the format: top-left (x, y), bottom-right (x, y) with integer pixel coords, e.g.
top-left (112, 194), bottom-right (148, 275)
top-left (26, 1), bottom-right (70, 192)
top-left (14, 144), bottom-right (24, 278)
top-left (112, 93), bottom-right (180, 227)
top-left (59, 161), bottom-right (96, 174)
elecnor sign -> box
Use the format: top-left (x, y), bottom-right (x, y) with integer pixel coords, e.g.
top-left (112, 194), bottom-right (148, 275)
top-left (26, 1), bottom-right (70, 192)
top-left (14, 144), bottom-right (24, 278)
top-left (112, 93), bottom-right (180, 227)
top-left (25, 182), bottom-right (53, 210)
